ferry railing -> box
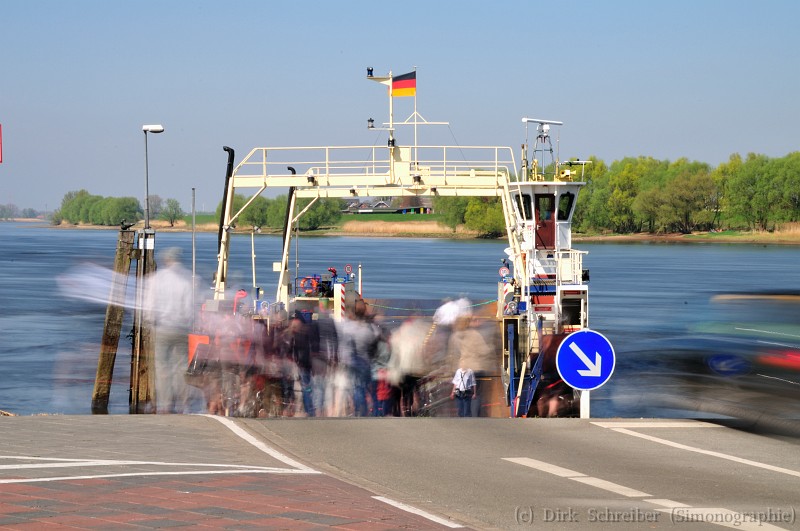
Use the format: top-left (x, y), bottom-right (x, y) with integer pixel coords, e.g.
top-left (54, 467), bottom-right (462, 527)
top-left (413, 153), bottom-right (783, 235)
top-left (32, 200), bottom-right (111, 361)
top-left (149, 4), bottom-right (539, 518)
top-left (556, 249), bottom-right (587, 286)
top-left (216, 143), bottom-right (521, 302)
top-left (228, 145), bottom-right (517, 189)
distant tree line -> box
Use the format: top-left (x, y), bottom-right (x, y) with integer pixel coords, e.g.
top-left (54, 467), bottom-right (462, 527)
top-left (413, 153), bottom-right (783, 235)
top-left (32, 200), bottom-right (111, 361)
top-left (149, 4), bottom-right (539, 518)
top-left (0, 204), bottom-right (42, 219)
top-left (434, 151), bottom-right (800, 236)
top-left (47, 150), bottom-right (800, 235)
top-left (52, 190), bottom-right (185, 227)
top-left (49, 189), bottom-right (340, 230)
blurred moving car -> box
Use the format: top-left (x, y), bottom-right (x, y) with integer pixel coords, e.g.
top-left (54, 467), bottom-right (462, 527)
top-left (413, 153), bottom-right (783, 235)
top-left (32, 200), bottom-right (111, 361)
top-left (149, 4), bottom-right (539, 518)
top-left (605, 292), bottom-right (800, 435)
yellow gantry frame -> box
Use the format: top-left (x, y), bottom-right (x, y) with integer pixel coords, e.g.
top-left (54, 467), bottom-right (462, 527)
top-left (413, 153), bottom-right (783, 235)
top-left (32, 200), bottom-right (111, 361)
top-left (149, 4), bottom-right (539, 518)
top-left (213, 143), bottom-right (527, 308)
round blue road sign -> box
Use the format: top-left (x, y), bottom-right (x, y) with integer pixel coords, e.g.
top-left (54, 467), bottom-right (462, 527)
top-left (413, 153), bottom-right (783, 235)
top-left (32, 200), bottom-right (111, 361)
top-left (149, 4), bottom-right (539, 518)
top-left (556, 329), bottom-right (615, 391)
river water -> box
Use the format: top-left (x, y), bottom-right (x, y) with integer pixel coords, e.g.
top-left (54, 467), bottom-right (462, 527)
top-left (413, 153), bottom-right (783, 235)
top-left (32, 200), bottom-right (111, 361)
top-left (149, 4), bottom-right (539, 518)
top-left (1, 222), bottom-right (798, 416)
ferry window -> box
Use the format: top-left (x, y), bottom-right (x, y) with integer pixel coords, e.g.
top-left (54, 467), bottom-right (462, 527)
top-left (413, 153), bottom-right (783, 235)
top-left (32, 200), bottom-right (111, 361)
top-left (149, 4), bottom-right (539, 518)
top-left (557, 192), bottom-right (575, 221)
top-left (536, 195), bottom-right (554, 221)
top-left (516, 194), bottom-right (533, 220)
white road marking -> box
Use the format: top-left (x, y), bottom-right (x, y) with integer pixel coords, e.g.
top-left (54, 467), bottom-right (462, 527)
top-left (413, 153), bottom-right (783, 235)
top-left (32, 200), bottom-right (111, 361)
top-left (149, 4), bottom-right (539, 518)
top-left (503, 457), bottom-right (648, 497)
top-left (0, 458), bottom-right (279, 471)
top-left (644, 499), bottom-right (690, 508)
top-left (502, 457), bottom-right (586, 477)
top-left (571, 476), bottom-right (650, 497)
top-left (591, 421), bottom-right (720, 429)
top-left (610, 427), bottom-right (800, 479)
top-left (505, 458), bottom-right (791, 530)
top-left (203, 414), bottom-right (320, 473)
top-left (373, 496), bottom-right (463, 528)
top-left (0, 468), bottom-right (310, 484)
top-left (0, 416), bottom-right (321, 484)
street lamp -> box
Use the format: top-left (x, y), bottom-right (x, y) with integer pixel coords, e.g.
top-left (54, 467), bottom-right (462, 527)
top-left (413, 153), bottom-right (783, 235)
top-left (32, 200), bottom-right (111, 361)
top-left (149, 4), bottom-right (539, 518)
top-left (142, 124), bottom-right (164, 229)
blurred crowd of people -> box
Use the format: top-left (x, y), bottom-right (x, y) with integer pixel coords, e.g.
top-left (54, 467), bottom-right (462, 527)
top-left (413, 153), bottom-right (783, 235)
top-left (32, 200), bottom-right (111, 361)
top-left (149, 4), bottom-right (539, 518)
top-left (145, 254), bottom-right (498, 418)
top-left (181, 296), bottom-right (497, 418)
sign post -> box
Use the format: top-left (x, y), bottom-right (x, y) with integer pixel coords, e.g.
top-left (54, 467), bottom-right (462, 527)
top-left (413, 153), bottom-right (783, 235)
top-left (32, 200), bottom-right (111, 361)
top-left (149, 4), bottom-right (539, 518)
top-left (556, 329), bottom-right (615, 418)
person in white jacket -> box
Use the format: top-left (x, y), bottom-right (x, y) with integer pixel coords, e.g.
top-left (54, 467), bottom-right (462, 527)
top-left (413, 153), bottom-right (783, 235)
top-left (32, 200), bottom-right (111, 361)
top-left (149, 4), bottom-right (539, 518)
top-left (145, 247), bottom-right (194, 413)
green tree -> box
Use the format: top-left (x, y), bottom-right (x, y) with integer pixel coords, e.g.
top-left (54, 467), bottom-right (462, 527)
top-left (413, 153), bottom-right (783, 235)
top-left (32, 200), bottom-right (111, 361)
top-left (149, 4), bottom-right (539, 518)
top-left (632, 186), bottom-right (666, 233)
top-left (58, 190), bottom-right (101, 224)
top-left (464, 197), bottom-right (505, 237)
top-left (297, 198), bottom-right (342, 230)
top-left (772, 152), bottom-right (800, 222)
top-left (266, 195), bottom-right (288, 229)
top-left (604, 158), bottom-right (645, 232)
top-left (216, 193), bottom-right (274, 229)
top-left (161, 198), bottom-right (185, 227)
top-left (239, 196), bottom-right (269, 228)
top-left (91, 197), bottom-right (141, 226)
top-left (432, 196), bottom-right (469, 230)
top-left (726, 154), bottom-right (775, 231)
top-left (660, 169), bottom-right (716, 233)
top-left (710, 153), bottom-right (743, 229)
top-left (571, 157), bottom-right (607, 232)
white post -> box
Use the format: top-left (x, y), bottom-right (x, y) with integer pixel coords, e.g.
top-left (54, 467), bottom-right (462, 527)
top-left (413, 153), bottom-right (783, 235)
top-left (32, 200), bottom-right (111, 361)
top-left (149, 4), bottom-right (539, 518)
top-left (580, 390), bottom-right (591, 418)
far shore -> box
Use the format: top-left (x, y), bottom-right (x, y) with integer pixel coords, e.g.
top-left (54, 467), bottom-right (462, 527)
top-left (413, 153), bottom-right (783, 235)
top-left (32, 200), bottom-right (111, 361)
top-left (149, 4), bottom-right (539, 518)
top-left (8, 218), bottom-right (800, 245)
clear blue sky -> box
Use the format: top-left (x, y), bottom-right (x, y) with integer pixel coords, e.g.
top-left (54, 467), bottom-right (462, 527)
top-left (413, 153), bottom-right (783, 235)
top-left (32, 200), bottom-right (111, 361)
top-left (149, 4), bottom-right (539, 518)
top-left (2, 0), bottom-right (799, 212)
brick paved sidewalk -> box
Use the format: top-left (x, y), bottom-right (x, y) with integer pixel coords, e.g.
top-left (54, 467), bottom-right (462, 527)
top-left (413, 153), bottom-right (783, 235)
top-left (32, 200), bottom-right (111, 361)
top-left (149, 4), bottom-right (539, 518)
top-left (0, 473), bottom-right (451, 529)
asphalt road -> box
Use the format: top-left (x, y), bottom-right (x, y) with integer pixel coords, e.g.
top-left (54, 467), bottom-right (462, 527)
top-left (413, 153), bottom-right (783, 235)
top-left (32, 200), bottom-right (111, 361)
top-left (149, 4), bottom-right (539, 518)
top-left (242, 417), bottom-right (800, 530)
top-left (1, 416), bottom-right (797, 530)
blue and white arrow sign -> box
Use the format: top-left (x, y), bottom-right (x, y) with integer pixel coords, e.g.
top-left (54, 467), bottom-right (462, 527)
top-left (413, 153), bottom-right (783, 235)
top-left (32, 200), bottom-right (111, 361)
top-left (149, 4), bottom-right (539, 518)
top-left (556, 329), bottom-right (615, 391)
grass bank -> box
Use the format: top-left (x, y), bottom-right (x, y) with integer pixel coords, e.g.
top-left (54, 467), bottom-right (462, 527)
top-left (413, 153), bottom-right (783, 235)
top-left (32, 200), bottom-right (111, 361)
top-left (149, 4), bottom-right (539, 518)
top-left (39, 217), bottom-right (800, 245)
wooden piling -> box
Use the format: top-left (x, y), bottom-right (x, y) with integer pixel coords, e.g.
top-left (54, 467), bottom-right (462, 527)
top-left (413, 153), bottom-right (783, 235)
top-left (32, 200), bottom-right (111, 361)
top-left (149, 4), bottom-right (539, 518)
top-left (130, 230), bottom-right (157, 413)
top-left (91, 229), bottom-right (136, 414)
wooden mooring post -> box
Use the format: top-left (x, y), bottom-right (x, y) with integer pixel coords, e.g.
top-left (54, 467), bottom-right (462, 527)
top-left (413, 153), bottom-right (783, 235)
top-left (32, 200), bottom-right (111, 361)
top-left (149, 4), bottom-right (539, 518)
top-left (91, 228), bottom-right (136, 414)
top-left (91, 227), bottom-right (158, 414)
top-left (129, 229), bottom-right (157, 413)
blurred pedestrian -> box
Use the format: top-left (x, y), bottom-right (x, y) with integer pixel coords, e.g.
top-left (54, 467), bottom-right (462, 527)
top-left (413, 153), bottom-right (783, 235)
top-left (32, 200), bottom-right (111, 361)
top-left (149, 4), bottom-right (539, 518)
top-left (145, 247), bottom-right (195, 414)
top-left (450, 363), bottom-right (476, 417)
top-left (339, 299), bottom-right (380, 416)
top-left (447, 316), bottom-right (494, 416)
top-left (388, 317), bottom-right (430, 416)
top-left (280, 311), bottom-right (315, 417)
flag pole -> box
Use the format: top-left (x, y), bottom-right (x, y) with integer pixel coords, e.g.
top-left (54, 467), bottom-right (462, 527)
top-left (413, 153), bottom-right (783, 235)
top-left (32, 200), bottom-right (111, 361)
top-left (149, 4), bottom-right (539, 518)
top-left (413, 66), bottom-right (418, 166)
top-left (388, 70), bottom-right (395, 182)
top-left (388, 70), bottom-right (394, 145)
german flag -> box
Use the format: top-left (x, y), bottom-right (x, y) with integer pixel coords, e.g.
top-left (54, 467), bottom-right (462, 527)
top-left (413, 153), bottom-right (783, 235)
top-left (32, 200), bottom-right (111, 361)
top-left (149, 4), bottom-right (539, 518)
top-left (392, 71), bottom-right (416, 97)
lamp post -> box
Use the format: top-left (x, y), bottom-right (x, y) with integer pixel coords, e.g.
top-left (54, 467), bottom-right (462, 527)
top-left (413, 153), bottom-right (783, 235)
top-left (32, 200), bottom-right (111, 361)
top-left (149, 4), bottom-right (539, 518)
top-left (131, 123), bottom-right (163, 413)
top-left (142, 124), bottom-right (164, 229)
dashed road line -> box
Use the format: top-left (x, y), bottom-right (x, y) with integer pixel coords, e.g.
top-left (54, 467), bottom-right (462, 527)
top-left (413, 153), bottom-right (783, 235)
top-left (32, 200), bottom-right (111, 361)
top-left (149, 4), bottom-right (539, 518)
top-left (503, 457), bottom-right (788, 530)
top-left (503, 457), bottom-right (651, 497)
top-left (570, 476), bottom-right (651, 497)
top-left (502, 457), bottom-right (586, 478)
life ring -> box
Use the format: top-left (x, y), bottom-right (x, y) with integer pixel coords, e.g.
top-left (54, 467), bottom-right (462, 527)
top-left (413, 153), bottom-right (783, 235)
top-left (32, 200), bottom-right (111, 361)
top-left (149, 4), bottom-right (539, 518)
top-left (299, 276), bottom-right (318, 295)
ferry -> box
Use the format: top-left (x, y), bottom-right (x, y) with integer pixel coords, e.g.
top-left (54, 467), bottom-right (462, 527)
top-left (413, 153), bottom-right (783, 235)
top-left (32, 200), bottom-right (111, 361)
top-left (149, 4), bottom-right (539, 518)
top-left (201, 70), bottom-right (594, 418)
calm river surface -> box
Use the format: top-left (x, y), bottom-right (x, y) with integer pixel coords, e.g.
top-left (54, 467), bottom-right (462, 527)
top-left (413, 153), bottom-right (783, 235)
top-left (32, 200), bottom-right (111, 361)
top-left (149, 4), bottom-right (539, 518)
top-left (1, 222), bottom-right (798, 416)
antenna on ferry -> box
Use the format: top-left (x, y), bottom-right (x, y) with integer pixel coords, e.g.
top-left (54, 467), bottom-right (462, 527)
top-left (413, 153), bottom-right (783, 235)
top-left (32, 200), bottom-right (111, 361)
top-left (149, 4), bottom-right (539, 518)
top-left (522, 118), bottom-right (562, 146)
top-left (522, 118), bottom-right (563, 179)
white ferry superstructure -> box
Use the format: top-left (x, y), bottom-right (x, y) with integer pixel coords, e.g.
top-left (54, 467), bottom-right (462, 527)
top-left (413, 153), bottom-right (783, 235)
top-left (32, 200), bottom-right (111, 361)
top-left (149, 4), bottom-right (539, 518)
top-left (209, 72), bottom-right (592, 418)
